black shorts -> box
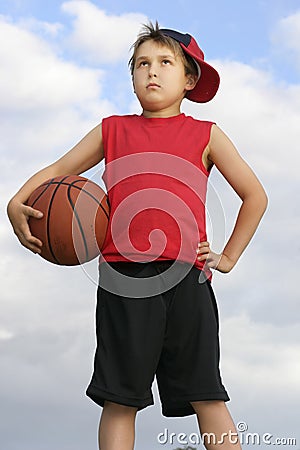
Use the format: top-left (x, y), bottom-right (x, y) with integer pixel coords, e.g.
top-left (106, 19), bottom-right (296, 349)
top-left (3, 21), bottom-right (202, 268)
top-left (86, 261), bottom-right (229, 417)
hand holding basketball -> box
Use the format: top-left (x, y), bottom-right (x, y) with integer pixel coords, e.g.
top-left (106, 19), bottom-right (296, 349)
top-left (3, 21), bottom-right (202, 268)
top-left (7, 199), bottom-right (44, 254)
top-left (26, 175), bottom-right (109, 265)
top-left (8, 175), bottom-right (109, 265)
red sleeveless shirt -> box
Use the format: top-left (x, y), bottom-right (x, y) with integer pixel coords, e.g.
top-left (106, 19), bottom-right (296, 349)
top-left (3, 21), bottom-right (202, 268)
top-left (100, 113), bottom-right (214, 276)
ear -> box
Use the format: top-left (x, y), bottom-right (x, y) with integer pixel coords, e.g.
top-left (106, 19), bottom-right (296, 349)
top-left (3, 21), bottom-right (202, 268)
top-left (132, 75), bottom-right (136, 93)
top-left (185, 74), bottom-right (197, 91)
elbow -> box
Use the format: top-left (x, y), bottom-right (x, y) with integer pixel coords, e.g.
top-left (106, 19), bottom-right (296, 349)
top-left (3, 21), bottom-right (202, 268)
top-left (263, 191), bottom-right (268, 212)
top-left (259, 187), bottom-right (268, 214)
top-left (242, 185), bottom-right (268, 215)
top-left (253, 187), bottom-right (268, 216)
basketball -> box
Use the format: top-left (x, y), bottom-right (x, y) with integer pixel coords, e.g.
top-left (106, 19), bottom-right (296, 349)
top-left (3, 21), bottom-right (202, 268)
top-left (27, 175), bottom-right (109, 265)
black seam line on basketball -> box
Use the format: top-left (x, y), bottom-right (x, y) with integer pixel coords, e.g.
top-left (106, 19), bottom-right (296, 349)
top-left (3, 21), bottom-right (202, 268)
top-left (42, 179), bottom-right (109, 218)
top-left (72, 180), bottom-right (110, 220)
top-left (67, 183), bottom-right (89, 262)
top-left (47, 176), bottom-right (70, 264)
top-left (30, 178), bottom-right (55, 208)
top-left (41, 180), bottom-right (109, 220)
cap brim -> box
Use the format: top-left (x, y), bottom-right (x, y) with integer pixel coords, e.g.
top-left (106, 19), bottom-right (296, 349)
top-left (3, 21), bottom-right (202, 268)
top-left (187, 60), bottom-right (220, 103)
top-left (180, 43), bottom-right (220, 103)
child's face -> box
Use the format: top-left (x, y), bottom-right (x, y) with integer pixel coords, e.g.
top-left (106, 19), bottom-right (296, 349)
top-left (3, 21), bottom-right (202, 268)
top-left (132, 40), bottom-right (195, 115)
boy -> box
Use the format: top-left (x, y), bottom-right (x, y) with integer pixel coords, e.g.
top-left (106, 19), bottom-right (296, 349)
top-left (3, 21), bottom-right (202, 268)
top-left (7, 22), bottom-right (267, 450)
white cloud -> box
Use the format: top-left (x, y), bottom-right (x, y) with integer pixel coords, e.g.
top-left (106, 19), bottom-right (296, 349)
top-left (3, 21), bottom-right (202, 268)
top-left (271, 10), bottom-right (300, 70)
top-left (183, 57), bottom-right (300, 331)
top-left (61, 1), bottom-right (147, 64)
top-left (1, 6), bottom-right (300, 450)
top-left (17, 16), bottom-right (64, 37)
top-left (184, 59), bottom-right (300, 180)
top-left (0, 14), bottom-right (117, 192)
top-left (220, 314), bottom-right (300, 440)
top-left (0, 17), bottom-right (103, 111)
top-left (222, 315), bottom-right (300, 388)
top-left (0, 328), bottom-right (14, 340)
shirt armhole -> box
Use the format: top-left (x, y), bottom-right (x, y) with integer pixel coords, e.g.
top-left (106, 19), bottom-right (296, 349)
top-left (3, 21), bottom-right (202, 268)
top-left (200, 121), bottom-right (216, 175)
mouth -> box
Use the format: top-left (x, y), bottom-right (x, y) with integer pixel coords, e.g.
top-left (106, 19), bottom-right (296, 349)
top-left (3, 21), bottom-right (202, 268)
top-left (146, 83), bottom-right (161, 88)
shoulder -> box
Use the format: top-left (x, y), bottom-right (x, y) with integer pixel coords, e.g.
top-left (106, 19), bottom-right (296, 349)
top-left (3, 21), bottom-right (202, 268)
top-left (102, 114), bottom-right (139, 135)
top-left (207, 124), bottom-right (250, 183)
top-left (183, 114), bottom-right (215, 127)
top-left (208, 124), bottom-right (237, 156)
top-left (183, 115), bottom-right (216, 139)
top-left (103, 114), bottom-right (139, 124)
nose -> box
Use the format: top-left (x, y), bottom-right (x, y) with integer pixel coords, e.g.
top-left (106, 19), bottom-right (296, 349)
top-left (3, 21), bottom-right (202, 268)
top-left (148, 63), bottom-right (158, 78)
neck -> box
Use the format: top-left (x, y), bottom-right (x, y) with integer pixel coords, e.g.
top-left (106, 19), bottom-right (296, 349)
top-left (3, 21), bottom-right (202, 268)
top-left (142, 106), bottom-right (182, 118)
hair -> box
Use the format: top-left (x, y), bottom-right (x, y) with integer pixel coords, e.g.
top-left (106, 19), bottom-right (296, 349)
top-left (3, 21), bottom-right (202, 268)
top-left (128, 21), bottom-right (198, 78)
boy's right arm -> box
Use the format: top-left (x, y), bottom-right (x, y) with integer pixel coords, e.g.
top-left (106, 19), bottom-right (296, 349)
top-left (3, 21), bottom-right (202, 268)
top-left (7, 123), bottom-right (104, 254)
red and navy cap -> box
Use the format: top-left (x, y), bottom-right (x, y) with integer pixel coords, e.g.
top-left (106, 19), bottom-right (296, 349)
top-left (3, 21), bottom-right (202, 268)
top-left (160, 28), bottom-right (220, 103)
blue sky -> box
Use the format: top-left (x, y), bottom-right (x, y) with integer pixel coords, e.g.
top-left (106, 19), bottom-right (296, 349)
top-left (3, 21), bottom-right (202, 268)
top-left (1, 1), bottom-right (300, 450)
top-left (1, 0), bottom-right (300, 82)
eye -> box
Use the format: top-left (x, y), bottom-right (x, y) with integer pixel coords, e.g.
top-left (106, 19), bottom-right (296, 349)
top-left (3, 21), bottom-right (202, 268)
top-left (138, 60), bottom-right (149, 67)
top-left (162, 59), bottom-right (171, 65)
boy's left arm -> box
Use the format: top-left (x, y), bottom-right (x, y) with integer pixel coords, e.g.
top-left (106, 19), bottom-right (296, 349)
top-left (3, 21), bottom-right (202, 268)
top-left (197, 124), bottom-right (268, 273)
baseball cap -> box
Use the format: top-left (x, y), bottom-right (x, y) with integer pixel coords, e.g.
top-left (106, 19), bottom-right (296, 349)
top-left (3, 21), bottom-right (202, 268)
top-left (160, 28), bottom-right (220, 103)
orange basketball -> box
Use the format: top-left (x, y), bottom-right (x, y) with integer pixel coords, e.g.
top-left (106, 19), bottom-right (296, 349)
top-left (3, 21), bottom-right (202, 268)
top-left (27, 175), bottom-right (109, 265)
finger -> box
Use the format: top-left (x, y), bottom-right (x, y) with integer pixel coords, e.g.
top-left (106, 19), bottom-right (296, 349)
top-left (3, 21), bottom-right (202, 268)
top-left (25, 240), bottom-right (43, 254)
top-left (198, 241), bottom-right (210, 248)
top-left (197, 247), bottom-right (210, 256)
top-left (23, 230), bottom-right (43, 249)
top-left (197, 252), bottom-right (220, 266)
top-left (27, 235), bottom-right (43, 249)
top-left (24, 205), bottom-right (43, 219)
top-left (22, 206), bottom-right (44, 247)
top-left (27, 242), bottom-right (43, 254)
top-left (18, 233), bottom-right (43, 254)
top-left (196, 245), bottom-right (210, 255)
top-left (16, 226), bottom-right (43, 252)
top-left (197, 253), bottom-right (210, 261)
